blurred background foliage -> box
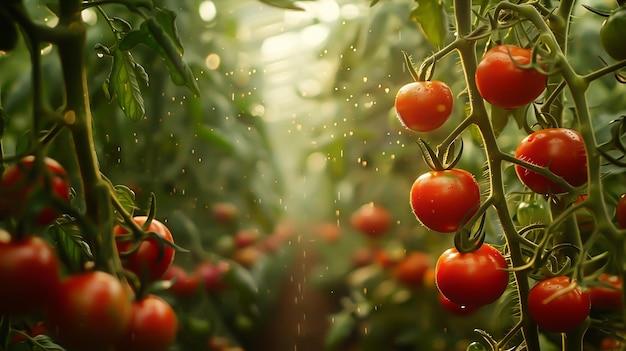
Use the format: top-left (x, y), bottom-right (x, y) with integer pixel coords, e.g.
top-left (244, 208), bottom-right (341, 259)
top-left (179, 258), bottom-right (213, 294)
top-left (2, 0), bottom-right (626, 350)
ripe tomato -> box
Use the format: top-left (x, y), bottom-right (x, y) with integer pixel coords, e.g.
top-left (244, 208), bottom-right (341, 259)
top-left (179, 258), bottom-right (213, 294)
top-left (195, 260), bottom-right (229, 293)
top-left (514, 128), bottom-right (587, 195)
top-left (616, 194), bottom-right (626, 229)
top-left (114, 295), bottom-right (178, 351)
top-left (435, 244), bottom-right (509, 307)
top-left (0, 156), bottom-right (70, 225)
top-left (394, 80), bottom-right (454, 132)
top-left (475, 45), bottom-right (547, 109)
top-left (115, 216), bottom-right (175, 282)
top-left (589, 273), bottom-right (623, 312)
top-left (600, 6), bottom-right (626, 61)
top-left (162, 264), bottom-right (200, 298)
top-left (410, 169), bottom-right (480, 233)
top-left (349, 203), bottom-right (393, 237)
top-left (46, 271), bottom-right (133, 351)
top-left (233, 228), bottom-right (260, 248)
top-left (438, 292), bottom-right (478, 316)
top-left (516, 196), bottom-right (551, 227)
top-left (393, 251), bottom-right (431, 287)
top-left (528, 276), bottom-right (590, 333)
top-left (0, 234), bottom-right (60, 315)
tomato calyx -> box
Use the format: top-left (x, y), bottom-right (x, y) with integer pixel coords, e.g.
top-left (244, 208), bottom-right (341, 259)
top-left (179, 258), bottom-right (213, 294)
top-left (417, 137), bottom-right (464, 171)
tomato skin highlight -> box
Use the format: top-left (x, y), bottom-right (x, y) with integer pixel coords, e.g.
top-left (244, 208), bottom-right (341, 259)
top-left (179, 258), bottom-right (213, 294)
top-left (394, 80), bottom-right (454, 132)
top-left (435, 244), bottom-right (509, 307)
top-left (438, 293), bottom-right (478, 316)
top-left (115, 216), bottom-right (176, 282)
top-left (114, 295), bottom-right (178, 351)
top-left (475, 45), bottom-right (547, 109)
top-left (514, 128), bottom-right (587, 195)
top-left (528, 276), bottom-right (590, 333)
top-left (46, 271), bottom-right (133, 351)
top-left (0, 235), bottom-right (60, 315)
top-left (0, 156), bottom-right (70, 225)
top-left (410, 169), bottom-right (480, 233)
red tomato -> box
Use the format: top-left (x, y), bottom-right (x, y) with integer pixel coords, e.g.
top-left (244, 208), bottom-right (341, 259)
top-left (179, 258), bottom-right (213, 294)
top-left (162, 265), bottom-right (200, 298)
top-left (475, 45), bottom-right (547, 109)
top-left (0, 156), bottom-right (70, 225)
top-left (115, 216), bottom-right (176, 282)
top-left (233, 228), bottom-right (260, 248)
top-left (349, 203), bottom-right (393, 237)
top-left (528, 276), bottom-right (590, 333)
top-left (195, 261), bottom-right (229, 293)
top-left (435, 244), bottom-right (509, 307)
top-left (114, 295), bottom-right (178, 351)
top-left (0, 235), bottom-right (60, 315)
top-left (438, 293), bottom-right (478, 316)
top-left (394, 80), bottom-right (454, 132)
top-left (589, 273), bottom-right (623, 312)
top-left (616, 194), bottom-right (626, 229)
top-left (393, 251), bottom-right (431, 287)
top-left (410, 169), bottom-right (480, 233)
top-left (515, 128), bottom-right (587, 195)
top-left (46, 271), bottom-right (133, 351)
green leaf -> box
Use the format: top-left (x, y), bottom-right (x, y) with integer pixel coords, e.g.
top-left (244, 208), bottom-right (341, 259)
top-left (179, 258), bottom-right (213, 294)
top-left (32, 334), bottom-right (65, 351)
top-left (195, 125), bottom-right (235, 152)
top-left (49, 219), bottom-right (92, 274)
top-left (489, 105), bottom-right (512, 138)
top-left (258, 0), bottom-right (315, 11)
top-left (324, 312), bottom-right (356, 350)
top-left (113, 184), bottom-right (137, 220)
top-left (153, 7), bottom-right (183, 52)
top-left (410, 0), bottom-right (448, 48)
top-left (109, 49), bottom-right (146, 122)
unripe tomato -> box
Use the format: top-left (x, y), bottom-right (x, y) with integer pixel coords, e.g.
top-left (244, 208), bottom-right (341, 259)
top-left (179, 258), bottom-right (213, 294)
top-left (0, 234), bottom-right (60, 315)
top-left (46, 271), bottom-right (133, 351)
top-left (115, 216), bottom-right (176, 282)
top-left (516, 196), bottom-right (551, 226)
top-left (0, 156), bottom-right (70, 225)
top-left (435, 244), bottom-right (509, 307)
top-left (114, 295), bottom-right (178, 351)
top-left (515, 128), bottom-right (587, 195)
top-left (394, 80), bottom-right (454, 132)
top-left (476, 45), bottom-right (547, 109)
top-left (528, 276), bottom-right (590, 333)
top-left (600, 6), bottom-right (626, 61)
top-left (410, 169), bottom-right (480, 233)
top-left (349, 203), bottom-right (393, 237)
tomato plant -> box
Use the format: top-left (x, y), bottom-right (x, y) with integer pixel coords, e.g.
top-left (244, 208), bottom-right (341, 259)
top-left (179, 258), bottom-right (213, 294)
top-left (527, 276), bottom-right (590, 333)
top-left (0, 156), bottom-right (70, 225)
top-left (0, 234), bottom-right (60, 315)
top-left (115, 216), bottom-right (176, 282)
top-left (163, 264), bottom-right (200, 298)
top-left (394, 80), bottom-right (454, 132)
top-left (514, 128), bottom-right (587, 195)
top-left (410, 169), bottom-right (480, 233)
top-left (600, 6), bottom-right (626, 61)
top-left (392, 251), bottom-right (431, 287)
top-left (475, 44), bottom-right (547, 110)
top-left (516, 195), bottom-right (551, 227)
top-left (349, 203), bottom-right (393, 237)
top-left (45, 271), bottom-right (133, 351)
top-left (435, 244), bottom-right (509, 307)
top-left (589, 273), bottom-right (623, 312)
top-left (114, 294), bottom-right (178, 351)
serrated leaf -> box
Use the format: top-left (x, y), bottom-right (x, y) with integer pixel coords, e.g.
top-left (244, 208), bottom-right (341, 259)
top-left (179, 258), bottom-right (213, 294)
top-left (410, 0), bottom-right (448, 48)
top-left (49, 219), bottom-right (92, 273)
top-left (324, 312), bottom-right (356, 350)
top-left (109, 49), bottom-right (146, 122)
top-left (114, 184), bottom-right (137, 220)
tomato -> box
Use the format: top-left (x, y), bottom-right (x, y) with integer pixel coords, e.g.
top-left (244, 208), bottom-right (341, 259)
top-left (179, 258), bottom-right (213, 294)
top-left (438, 293), bottom-right (478, 316)
top-left (195, 261), bottom-right (229, 293)
top-left (475, 45), bottom-right (547, 109)
top-left (351, 246), bottom-right (375, 268)
top-left (115, 216), bottom-right (176, 282)
top-left (392, 251), bottom-right (431, 287)
top-left (0, 156), bottom-right (70, 225)
top-left (349, 203), bottom-right (393, 237)
top-left (600, 6), bottom-right (626, 61)
top-left (527, 276), bottom-right (590, 333)
top-left (435, 244), bottom-right (509, 307)
top-left (616, 194), bottom-right (626, 229)
top-left (233, 228), bottom-right (260, 248)
top-left (314, 222), bottom-right (341, 243)
top-left (514, 128), bottom-right (587, 195)
top-left (589, 273), bottom-right (623, 312)
top-left (0, 234), bottom-right (60, 315)
top-left (162, 264), bottom-right (200, 298)
top-left (114, 295), bottom-right (178, 351)
top-left (394, 80), bottom-right (454, 132)
top-left (46, 271), bottom-right (133, 351)
top-left (211, 202), bottom-right (238, 224)
top-left (232, 246), bottom-right (264, 268)
top-left (410, 169), bottom-right (480, 233)
top-left (516, 196), bottom-right (551, 227)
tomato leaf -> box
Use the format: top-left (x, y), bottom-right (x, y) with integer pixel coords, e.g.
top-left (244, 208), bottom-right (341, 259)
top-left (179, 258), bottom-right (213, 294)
top-left (410, 0), bottom-right (448, 48)
top-left (106, 49), bottom-right (146, 122)
top-left (32, 334), bottom-right (65, 351)
top-left (324, 311), bottom-right (356, 350)
top-left (49, 219), bottom-right (92, 274)
top-left (489, 106), bottom-right (512, 138)
top-left (114, 184), bottom-right (137, 221)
